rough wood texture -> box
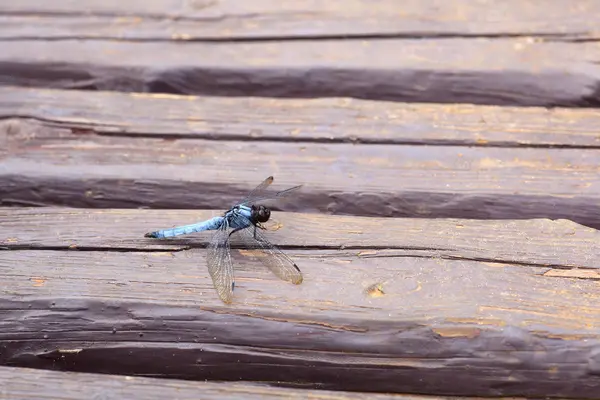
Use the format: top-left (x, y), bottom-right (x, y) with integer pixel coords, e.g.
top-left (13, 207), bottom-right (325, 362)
top-left (0, 366), bottom-right (440, 400)
top-left (0, 38), bottom-right (599, 106)
top-left (2, 208), bottom-right (600, 398)
top-left (1, 0), bottom-right (599, 40)
top-left (3, 208), bottom-right (600, 269)
top-left (2, 113), bottom-right (600, 228)
top-left (3, 86), bottom-right (600, 147)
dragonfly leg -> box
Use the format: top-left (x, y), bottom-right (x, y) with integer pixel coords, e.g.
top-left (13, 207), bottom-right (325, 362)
top-left (253, 222), bottom-right (267, 239)
top-left (228, 226), bottom-right (244, 238)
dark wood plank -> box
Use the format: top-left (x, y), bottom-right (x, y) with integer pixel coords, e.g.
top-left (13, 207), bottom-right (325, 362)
top-left (0, 38), bottom-right (599, 106)
top-left (2, 209), bottom-right (600, 398)
top-left (1, 0), bottom-right (598, 40)
top-left (0, 366), bottom-right (436, 400)
top-left (2, 118), bottom-right (600, 228)
top-left (3, 86), bottom-right (600, 147)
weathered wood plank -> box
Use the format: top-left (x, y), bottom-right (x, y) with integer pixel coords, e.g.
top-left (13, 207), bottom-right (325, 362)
top-left (0, 366), bottom-right (437, 400)
top-left (2, 209), bottom-right (600, 397)
top-left (3, 86), bottom-right (600, 147)
top-left (0, 38), bottom-right (598, 106)
top-left (1, 0), bottom-right (598, 40)
top-left (2, 208), bottom-right (599, 270)
top-left (2, 119), bottom-right (600, 227)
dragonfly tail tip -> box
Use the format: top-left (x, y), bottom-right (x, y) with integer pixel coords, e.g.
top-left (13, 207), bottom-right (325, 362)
top-left (144, 231), bottom-right (158, 238)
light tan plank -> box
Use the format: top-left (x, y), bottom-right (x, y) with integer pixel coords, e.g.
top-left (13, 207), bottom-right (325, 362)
top-left (3, 86), bottom-right (600, 147)
top-left (1, 206), bottom-right (600, 275)
top-left (0, 0), bottom-right (598, 40)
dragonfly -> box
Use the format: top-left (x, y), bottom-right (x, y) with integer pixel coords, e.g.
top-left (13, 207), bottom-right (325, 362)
top-left (144, 176), bottom-right (303, 304)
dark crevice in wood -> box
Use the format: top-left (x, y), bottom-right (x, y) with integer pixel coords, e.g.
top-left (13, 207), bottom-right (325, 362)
top-left (85, 132), bottom-right (600, 149)
top-left (0, 244), bottom-right (590, 272)
top-left (5, 365), bottom-right (450, 399)
top-left (0, 243), bottom-right (451, 252)
top-left (0, 245), bottom-right (190, 253)
top-left (7, 114), bottom-right (600, 149)
top-left (440, 255), bottom-right (580, 271)
top-left (550, 37), bottom-right (600, 43)
top-left (0, 32), bottom-right (584, 43)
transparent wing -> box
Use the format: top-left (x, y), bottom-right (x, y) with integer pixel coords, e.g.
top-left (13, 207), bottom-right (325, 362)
top-left (230, 214), bottom-right (303, 284)
top-left (240, 184), bottom-right (302, 206)
top-left (206, 223), bottom-right (235, 304)
top-left (237, 176), bottom-right (302, 206)
top-left (237, 176), bottom-right (274, 206)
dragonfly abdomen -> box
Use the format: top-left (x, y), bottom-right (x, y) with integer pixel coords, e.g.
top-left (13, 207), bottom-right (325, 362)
top-left (144, 216), bottom-right (224, 238)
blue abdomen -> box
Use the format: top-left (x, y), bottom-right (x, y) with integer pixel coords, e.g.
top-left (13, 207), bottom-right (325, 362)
top-left (145, 216), bottom-right (224, 238)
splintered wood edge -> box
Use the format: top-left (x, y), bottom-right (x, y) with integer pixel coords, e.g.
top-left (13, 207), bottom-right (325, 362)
top-left (3, 85), bottom-right (600, 146)
top-left (0, 366), bottom-right (444, 400)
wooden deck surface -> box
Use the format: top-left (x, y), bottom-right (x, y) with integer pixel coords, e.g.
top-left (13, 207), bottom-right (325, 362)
top-left (2, 208), bottom-right (600, 397)
top-left (0, 366), bottom-right (458, 400)
top-left (1, 0), bottom-right (600, 398)
top-left (2, 87), bottom-right (600, 228)
top-left (1, 2), bottom-right (600, 106)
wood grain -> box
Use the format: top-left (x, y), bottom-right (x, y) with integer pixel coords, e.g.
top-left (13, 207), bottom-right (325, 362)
top-left (0, 38), bottom-right (599, 106)
top-left (2, 208), bottom-right (600, 270)
top-left (3, 86), bottom-right (600, 147)
top-left (2, 118), bottom-right (600, 227)
top-left (2, 209), bottom-right (600, 397)
top-left (0, 366), bottom-right (439, 400)
top-left (1, 0), bottom-right (598, 40)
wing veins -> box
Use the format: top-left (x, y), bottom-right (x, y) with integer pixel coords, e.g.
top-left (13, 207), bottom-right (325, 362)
top-left (231, 214), bottom-right (302, 284)
top-left (206, 220), bottom-right (235, 304)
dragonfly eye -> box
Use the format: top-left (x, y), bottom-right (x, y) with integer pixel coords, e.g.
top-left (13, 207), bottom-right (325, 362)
top-left (255, 205), bottom-right (271, 223)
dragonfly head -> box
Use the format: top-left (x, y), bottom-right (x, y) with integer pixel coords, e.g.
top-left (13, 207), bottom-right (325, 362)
top-left (251, 204), bottom-right (271, 223)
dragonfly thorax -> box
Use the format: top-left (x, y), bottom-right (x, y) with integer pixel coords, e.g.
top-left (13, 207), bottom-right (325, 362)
top-left (251, 204), bottom-right (271, 223)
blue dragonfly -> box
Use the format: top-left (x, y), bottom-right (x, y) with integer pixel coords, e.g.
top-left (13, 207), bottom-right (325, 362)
top-left (144, 176), bottom-right (303, 304)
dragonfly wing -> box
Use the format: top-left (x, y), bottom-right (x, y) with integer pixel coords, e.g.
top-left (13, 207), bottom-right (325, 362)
top-left (237, 176), bottom-right (302, 206)
top-left (231, 214), bottom-right (303, 284)
top-left (236, 176), bottom-right (273, 206)
top-left (241, 184), bottom-right (303, 205)
top-left (206, 223), bottom-right (235, 304)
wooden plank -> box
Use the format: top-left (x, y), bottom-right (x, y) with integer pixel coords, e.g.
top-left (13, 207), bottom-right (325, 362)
top-left (3, 86), bottom-right (600, 147)
top-left (2, 209), bottom-right (600, 398)
top-left (2, 118), bottom-right (600, 228)
top-left (1, 0), bottom-right (598, 40)
top-left (0, 38), bottom-right (599, 106)
top-left (0, 366), bottom-right (436, 400)
top-left (2, 208), bottom-right (599, 270)
top-left (3, 207), bottom-right (600, 301)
